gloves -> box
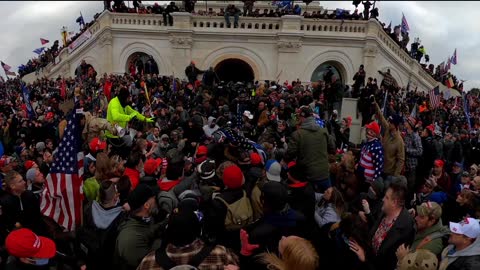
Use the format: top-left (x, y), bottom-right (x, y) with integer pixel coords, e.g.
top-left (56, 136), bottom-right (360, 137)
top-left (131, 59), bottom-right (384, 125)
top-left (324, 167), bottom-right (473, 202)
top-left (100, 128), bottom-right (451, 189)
top-left (240, 229), bottom-right (259, 256)
top-left (146, 117), bottom-right (155, 123)
top-left (362, 199), bottom-right (371, 215)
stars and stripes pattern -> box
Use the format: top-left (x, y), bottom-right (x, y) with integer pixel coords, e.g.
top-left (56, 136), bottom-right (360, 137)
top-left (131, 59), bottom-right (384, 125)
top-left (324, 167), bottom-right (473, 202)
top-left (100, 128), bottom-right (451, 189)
top-left (401, 13), bottom-right (410, 33)
top-left (429, 86), bottom-right (441, 109)
top-left (359, 138), bottom-right (384, 182)
top-left (40, 103), bottom-right (84, 231)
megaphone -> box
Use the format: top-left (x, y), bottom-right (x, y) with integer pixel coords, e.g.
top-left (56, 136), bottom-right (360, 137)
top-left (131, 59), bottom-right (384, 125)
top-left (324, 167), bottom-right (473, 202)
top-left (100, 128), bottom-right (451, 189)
top-left (115, 124), bottom-right (126, 138)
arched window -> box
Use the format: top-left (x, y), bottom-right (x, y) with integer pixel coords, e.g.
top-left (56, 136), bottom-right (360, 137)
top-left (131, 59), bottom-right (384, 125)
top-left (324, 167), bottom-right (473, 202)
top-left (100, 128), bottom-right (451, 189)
top-left (125, 52), bottom-right (159, 76)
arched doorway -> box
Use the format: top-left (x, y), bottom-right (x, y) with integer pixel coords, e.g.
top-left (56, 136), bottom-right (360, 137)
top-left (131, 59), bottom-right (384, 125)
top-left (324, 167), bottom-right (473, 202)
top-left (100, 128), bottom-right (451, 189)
top-left (310, 61), bottom-right (344, 84)
top-left (125, 52), bottom-right (159, 76)
top-left (214, 58), bottom-right (255, 83)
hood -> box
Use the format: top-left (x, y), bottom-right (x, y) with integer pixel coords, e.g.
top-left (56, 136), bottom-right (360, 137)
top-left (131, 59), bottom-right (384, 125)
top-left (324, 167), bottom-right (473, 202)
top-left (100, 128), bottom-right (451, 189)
top-left (300, 116), bottom-right (321, 131)
top-left (446, 236), bottom-right (480, 259)
top-left (248, 167), bottom-right (263, 178)
top-left (91, 201), bottom-right (123, 229)
top-left (207, 116), bottom-right (216, 125)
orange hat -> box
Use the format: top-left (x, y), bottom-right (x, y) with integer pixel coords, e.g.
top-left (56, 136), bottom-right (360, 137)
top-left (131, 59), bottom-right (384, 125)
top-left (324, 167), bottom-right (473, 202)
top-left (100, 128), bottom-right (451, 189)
top-left (144, 158), bottom-right (162, 175)
top-left (365, 121), bottom-right (380, 136)
top-left (89, 138), bottom-right (107, 153)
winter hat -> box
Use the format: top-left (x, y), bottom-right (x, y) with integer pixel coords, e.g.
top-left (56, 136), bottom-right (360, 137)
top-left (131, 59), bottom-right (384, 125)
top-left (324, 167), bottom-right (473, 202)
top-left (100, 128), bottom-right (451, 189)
top-left (197, 159), bottom-right (216, 180)
top-left (262, 181), bottom-right (288, 212)
top-left (144, 158), bottom-right (162, 176)
top-left (265, 160), bottom-right (281, 182)
top-left (35, 142), bottom-right (46, 152)
top-left (196, 145), bottom-right (208, 156)
top-left (128, 184), bottom-right (156, 211)
top-left (26, 168), bottom-right (38, 182)
top-left (166, 208), bottom-right (201, 247)
top-left (398, 249), bottom-right (438, 270)
top-left (222, 165), bottom-right (244, 189)
top-left (6, 228), bottom-right (56, 259)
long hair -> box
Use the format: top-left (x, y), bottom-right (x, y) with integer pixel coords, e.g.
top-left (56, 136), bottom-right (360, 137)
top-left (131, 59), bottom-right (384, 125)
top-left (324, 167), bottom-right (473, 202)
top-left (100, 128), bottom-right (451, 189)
top-left (95, 152), bottom-right (112, 181)
top-left (319, 187), bottom-right (346, 217)
top-left (258, 236), bottom-right (319, 270)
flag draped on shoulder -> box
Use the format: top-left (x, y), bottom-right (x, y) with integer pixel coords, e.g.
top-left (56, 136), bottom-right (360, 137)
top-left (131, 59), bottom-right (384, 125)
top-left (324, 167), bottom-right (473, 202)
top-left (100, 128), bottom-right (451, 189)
top-left (429, 85), bottom-right (441, 109)
top-left (40, 38), bottom-right (49, 45)
top-left (401, 13), bottom-right (410, 33)
top-left (40, 102), bottom-right (84, 231)
top-left (33, 47), bottom-right (45, 55)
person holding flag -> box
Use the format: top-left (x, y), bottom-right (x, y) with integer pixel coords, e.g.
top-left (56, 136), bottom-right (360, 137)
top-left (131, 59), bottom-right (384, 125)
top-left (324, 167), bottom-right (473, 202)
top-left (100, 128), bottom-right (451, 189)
top-left (76, 12), bottom-right (85, 29)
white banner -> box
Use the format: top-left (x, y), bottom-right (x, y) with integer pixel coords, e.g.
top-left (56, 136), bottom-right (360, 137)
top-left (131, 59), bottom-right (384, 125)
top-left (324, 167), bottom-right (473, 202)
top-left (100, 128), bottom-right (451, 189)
top-left (68, 29), bottom-right (92, 53)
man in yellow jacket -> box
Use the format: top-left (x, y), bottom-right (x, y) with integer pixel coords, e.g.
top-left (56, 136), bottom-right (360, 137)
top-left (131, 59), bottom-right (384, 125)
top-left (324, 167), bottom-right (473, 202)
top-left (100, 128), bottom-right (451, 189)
top-left (106, 88), bottom-right (154, 147)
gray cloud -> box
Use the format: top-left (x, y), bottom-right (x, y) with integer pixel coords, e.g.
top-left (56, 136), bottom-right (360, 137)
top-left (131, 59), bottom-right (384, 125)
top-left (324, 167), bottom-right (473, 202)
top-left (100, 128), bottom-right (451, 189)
top-left (1, 1), bottom-right (478, 90)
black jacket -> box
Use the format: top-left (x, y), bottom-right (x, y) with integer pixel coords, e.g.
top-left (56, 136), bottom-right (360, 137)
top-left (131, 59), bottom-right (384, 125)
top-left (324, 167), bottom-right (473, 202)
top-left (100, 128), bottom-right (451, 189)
top-left (363, 208), bottom-right (416, 270)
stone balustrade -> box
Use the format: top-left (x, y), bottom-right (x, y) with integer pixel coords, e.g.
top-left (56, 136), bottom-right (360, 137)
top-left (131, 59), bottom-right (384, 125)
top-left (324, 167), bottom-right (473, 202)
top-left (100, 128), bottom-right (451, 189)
top-left (26, 9), bottom-right (439, 91)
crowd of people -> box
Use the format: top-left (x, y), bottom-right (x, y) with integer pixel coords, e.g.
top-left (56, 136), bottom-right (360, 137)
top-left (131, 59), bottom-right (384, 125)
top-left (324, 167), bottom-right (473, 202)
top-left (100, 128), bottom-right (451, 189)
top-left (0, 56), bottom-right (480, 270)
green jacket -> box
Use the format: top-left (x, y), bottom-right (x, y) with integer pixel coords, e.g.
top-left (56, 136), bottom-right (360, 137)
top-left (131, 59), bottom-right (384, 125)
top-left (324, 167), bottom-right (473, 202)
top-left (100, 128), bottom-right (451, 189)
top-left (411, 220), bottom-right (449, 256)
top-left (286, 117), bottom-right (335, 181)
top-left (114, 216), bottom-right (163, 270)
top-left (106, 96), bottom-right (146, 138)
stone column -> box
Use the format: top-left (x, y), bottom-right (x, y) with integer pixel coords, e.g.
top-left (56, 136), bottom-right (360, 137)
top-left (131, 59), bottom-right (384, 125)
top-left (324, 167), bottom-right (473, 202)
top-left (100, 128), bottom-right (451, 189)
top-left (99, 29), bottom-right (113, 75)
top-left (276, 15), bottom-right (304, 83)
top-left (169, 12), bottom-right (194, 78)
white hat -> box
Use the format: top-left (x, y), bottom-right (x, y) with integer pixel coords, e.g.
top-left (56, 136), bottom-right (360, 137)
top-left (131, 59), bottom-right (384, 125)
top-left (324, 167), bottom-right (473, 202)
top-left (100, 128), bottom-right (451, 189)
top-left (243, 110), bottom-right (254, 120)
top-left (449, 218), bottom-right (480, 238)
top-left (265, 160), bottom-right (281, 182)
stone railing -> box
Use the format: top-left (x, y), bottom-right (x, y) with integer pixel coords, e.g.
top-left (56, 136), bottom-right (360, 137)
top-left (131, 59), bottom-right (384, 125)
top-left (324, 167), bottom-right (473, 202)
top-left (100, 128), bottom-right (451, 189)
top-left (191, 15), bottom-right (281, 31)
top-left (301, 19), bottom-right (367, 33)
top-left (110, 13), bottom-right (167, 29)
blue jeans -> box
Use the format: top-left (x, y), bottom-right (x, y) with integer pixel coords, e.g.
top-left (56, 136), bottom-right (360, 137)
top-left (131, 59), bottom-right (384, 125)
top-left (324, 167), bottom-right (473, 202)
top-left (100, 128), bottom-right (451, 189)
top-left (224, 13), bottom-right (239, 26)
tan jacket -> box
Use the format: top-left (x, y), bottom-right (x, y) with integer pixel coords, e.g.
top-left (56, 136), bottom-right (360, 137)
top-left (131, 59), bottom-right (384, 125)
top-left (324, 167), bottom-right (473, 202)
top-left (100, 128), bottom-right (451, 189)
top-left (376, 103), bottom-right (405, 176)
top-left (82, 112), bottom-right (117, 142)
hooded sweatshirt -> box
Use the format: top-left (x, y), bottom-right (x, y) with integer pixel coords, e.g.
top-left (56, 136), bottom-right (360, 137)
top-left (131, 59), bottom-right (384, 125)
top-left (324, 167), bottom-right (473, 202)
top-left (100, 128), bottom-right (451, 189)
top-left (203, 116), bottom-right (219, 138)
top-left (286, 116), bottom-right (335, 181)
top-left (439, 236), bottom-right (480, 270)
top-left (91, 201), bottom-right (123, 229)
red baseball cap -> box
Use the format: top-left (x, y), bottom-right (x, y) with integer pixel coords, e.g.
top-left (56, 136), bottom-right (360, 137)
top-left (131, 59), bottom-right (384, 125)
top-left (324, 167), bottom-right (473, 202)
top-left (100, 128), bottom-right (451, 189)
top-left (45, 112), bottom-right (54, 120)
top-left (365, 121), bottom-right (380, 136)
top-left (250, 152), bottom-right (262, 166)
top-left (144, 158), bottom-right (162, 175)
top-left (89, 138), bottom-right (107, 153)
top-left (196, 145), bottom-right (208, 156)
top-left (24, 160), bottom-right (37, 170)
top-left (434, 159), bottom-right (445, 168)
top-left (6, 228), bottom-right (56, 259)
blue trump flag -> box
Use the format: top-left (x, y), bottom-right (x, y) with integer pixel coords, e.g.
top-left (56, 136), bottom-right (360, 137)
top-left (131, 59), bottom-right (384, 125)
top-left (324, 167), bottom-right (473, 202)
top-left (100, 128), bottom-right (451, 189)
top-left (22, 83), bottom-right (35, 119)
top-left (33, 47), bottom-right (45, 55)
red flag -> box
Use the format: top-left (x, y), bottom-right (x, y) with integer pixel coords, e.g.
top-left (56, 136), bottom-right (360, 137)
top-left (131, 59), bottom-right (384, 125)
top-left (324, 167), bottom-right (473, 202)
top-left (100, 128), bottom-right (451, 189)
top-left (104, 80), bottom-right (113, 100)
top-left (60, 80), bottom-right (67, 99)
top-left (40, 38), bottom-right (50, 45)
top-left (40, 105), bottom-right (83, 231)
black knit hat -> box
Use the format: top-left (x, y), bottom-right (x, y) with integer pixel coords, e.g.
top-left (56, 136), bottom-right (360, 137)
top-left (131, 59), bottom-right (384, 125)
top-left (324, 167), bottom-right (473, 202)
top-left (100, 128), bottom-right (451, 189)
top-left (262, 181), bottom-right (288, 212)
top-left (128, 184), bottom-right (156, 211)
top-left (166, 208), bottom-right (201, 246)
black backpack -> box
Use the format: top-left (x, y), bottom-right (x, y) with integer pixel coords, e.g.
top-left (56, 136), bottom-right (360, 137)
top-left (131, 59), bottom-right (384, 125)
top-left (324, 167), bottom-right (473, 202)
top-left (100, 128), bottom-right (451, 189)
top-left (155, 244), bottom-right (215, 270)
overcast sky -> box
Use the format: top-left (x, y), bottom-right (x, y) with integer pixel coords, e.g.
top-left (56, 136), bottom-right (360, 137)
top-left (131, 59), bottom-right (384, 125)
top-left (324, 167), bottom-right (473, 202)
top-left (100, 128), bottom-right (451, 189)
top-left (0, 1), bottom-right (478, 90)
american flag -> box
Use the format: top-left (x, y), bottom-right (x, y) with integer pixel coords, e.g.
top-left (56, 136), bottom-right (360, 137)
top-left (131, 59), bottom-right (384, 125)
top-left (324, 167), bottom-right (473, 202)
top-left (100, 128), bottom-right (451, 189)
top-left (429, 86), bottom-right (441, 109)
top-left (40, 103), bottom-right (84, 231)
top-left (401, 13), bottom-right (410, 33)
